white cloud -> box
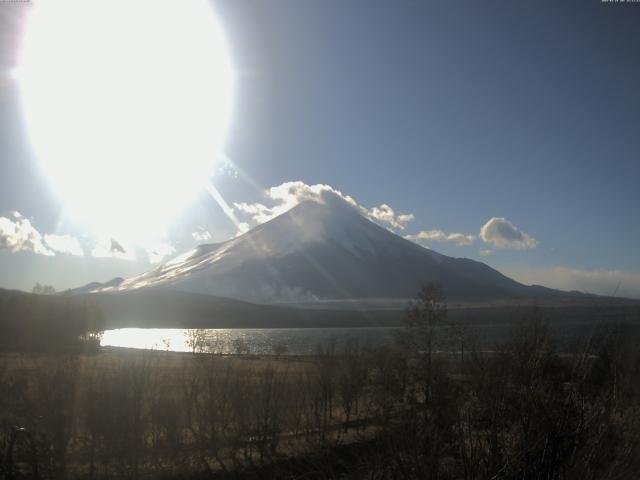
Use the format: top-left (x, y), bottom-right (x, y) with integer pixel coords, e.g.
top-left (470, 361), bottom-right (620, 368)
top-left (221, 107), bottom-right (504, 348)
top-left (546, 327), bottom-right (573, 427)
top-left (480, 217), bottom-right (538, 250)
top-left (44, 234), bottom-right (84, 256)
top-left (145, 242), bottom-right (176, 264)
top-left (0, 212), bottom-right (53, 256)
top-left (405, 229), bottom-right (475, 246)
top-left (479, 248), bottom-right (493, 256)
top-left (192, 228), bottom-right (212, 241)
top-left (234, 182), bottom-right (359, 225)
top-left (234, 181), bottom-right (415, 231)
top-left (92, 238), bottom-right (135, 260)
top-left (505, 265), bottom-right (640, 299)
top-left (369, 204), bottom-right (415, 230)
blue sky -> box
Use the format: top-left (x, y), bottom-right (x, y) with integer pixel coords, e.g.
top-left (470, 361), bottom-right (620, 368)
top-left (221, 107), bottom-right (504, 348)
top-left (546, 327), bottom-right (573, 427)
top-left (1, 0), bottom-right (639, 297)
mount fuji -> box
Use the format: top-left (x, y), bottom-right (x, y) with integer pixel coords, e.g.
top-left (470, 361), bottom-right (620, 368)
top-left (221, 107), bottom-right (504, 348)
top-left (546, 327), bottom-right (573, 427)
top-left (93, 196), bottom-right (570, 305)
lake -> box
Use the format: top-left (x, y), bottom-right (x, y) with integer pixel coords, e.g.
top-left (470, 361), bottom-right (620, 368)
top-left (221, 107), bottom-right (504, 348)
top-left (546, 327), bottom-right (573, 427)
top-left (100, 327), bottom-right (402, 355)
top-left (100, 318), bottom-right (611, 355)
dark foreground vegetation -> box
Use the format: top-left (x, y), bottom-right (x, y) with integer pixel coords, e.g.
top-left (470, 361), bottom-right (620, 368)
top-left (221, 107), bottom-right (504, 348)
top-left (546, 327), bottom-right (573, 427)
top-left (0, 290), bottom-right (104, 353)
top-left (1, 285), bottom-right (640, 479)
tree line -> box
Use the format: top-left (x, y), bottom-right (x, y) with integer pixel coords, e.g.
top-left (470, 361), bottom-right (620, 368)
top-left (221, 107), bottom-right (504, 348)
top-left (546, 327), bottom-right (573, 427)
top-left (0, 291), bottom-right (104, 352)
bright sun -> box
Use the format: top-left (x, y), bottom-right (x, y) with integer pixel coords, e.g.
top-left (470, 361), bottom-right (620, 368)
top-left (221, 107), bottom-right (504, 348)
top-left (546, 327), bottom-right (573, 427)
top-left (17, 0), bottom-right (233, 241)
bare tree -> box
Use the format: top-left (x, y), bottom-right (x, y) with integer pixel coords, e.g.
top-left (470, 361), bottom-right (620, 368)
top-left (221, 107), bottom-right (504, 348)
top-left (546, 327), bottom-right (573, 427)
top-left (396, 282), bottom-right (447, 404)
top-left (184, 329), bottom-right (208, 354)
top-left (32, 283), bottom-right (56, 295)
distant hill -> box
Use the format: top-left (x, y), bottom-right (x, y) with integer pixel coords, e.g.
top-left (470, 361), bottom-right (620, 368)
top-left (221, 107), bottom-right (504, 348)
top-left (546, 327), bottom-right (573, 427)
top-left (65, 277), bottom-right (123, 295)
top-left (1, 287), bottom-right (637, 333)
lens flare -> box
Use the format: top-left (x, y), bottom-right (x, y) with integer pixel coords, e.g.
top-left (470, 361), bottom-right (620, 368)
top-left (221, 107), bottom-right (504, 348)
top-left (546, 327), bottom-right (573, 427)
top-left (17, 0), bottom-right (233, 241)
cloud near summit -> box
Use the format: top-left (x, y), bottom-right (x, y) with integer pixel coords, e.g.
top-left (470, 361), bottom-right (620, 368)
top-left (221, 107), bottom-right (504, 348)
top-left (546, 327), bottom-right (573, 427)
top-left (233, 181), bottom-right (415, 232)
top-left (233, 183), bottom-right (539, 257)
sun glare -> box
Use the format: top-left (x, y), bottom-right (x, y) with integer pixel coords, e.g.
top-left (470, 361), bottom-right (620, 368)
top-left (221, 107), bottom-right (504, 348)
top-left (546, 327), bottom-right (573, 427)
top-left (17, 0), bottom-right (233, 241)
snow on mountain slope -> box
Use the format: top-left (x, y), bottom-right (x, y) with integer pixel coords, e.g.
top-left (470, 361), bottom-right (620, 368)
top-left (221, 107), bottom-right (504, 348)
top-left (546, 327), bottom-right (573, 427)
top-left (97, 196), bottom-right (535, 303)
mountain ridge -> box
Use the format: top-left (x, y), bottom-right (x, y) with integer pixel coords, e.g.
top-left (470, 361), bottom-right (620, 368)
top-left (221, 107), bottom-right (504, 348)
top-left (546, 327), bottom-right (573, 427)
top-left (84, 197), bottom-right (589, 305)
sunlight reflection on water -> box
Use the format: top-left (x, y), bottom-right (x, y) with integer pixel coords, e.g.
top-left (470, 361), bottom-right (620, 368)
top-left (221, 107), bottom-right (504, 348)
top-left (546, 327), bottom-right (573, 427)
top-left (100, 327), bottom-right (398, 355)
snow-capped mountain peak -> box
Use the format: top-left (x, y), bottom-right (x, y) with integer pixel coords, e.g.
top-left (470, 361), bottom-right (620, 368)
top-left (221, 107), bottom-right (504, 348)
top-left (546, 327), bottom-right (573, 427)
top-left (94, 197), bottom-right (536, 303)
